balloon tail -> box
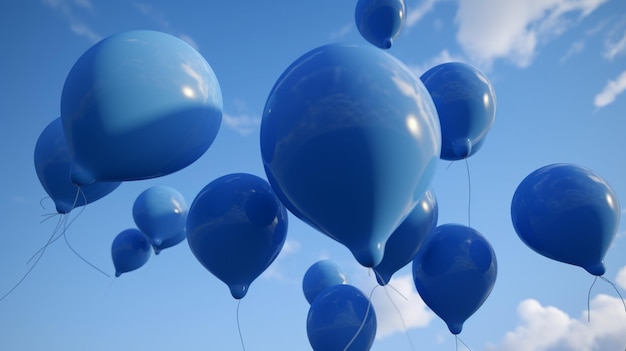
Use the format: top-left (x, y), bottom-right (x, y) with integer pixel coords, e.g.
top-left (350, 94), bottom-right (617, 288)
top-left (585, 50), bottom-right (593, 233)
top-left (599, 276), bottom-right (626, 313)
top-left (237, 299), bottom-right (247, 351)
top-left (455, 334), bottom-right (473, 351)
top-left (587, 275), bottom-right (598, 322)
top-left (343, 284), bottom-right (377, 351)
top-left (382, 284), bottom-right (416, 351)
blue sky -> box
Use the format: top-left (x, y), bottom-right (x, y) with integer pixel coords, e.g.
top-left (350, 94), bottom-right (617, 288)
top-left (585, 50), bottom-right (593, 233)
top-left (1, 0), bottom-right (626, 350)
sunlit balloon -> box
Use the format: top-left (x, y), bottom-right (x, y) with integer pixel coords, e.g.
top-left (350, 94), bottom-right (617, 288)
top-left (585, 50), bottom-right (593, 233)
top-left (355, 0), bottom-right (406, 49)
top-left (111, 228), bottom-right (152, 277)
top-left (511, 163), bottom-right (620, 276)
top-left (61, 30), bottom-right (222, 185)
top-left (260, 43), bottom-right (441, 268)
top-left (302, 260), bottom-right (350, 304)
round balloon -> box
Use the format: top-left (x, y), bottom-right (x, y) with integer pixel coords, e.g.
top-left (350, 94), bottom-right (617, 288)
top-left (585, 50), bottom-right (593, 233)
top-left (412, 224), bottom-right (497, 335)
top-left (111, 228), bottom-right (152, 277)
top-left (186, 173), bottom-right (288, 299)
top-left (260, 43), bottom-right (441, 268)
top-left (34, 117), bottom-right (121, 214)
top-left (133, 185), bottom-right (188, 252)
top-left (302, 260), bottom-right (350, 304)
top-left (307, 284), bottom-right (377, 351)
top-left (355, 0), bottom-right (406, 49)
top-left (152, 215), bottom-right (188, 255)
top-left (61, 30), bottom-right (222, 185)
top-left (511, 163), bottom-right (620, 276)
top-left (420, 62), bottom-right (496, 160)
top-left (374, 188), bottom-right (438, 285)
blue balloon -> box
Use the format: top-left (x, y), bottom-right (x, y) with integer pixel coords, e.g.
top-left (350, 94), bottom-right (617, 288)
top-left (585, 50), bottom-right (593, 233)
top-left (186, 173), bottom-right (288, 299)
top-left (420, 62), bottom-right (496, 160)
top-left (61, 30), bottom-right (222, 185)
top-left (511, 163), bottom-right (620, 276)
top-left (111, 228), bottom-right (152, 277)
top-left (374, 188), bottom-right (438, 285)
top-left (34, 117), bottom-right (121, 214)
top-left (260, 43), bottom-right (441, 268)
top-left (133, 186), bottom-right (188, 253)
top-left (302, 260), bottom-right (350, 304)
top-left (307, 284), bottom-right (377, 351)
top-left (412, 224), bottom-right (497, 335)
top-left (355, 0), bottom-right (406, 49)
top-left (152, 215), bottom-right (188, 255)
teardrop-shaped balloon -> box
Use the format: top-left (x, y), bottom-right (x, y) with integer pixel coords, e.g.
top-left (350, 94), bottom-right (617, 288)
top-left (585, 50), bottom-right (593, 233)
top-left (34, 117), bottom-right (121, 214)
top-left (186, 173), bottom-right (288, 299)
top-left (511, 163), bottom-right (620, 276)
top-left (302, 260), bottom-right (350, 304)
top-left (111, 228), bottom-right (152, 277)
top-left (260, 43), bottom-right (441, 268)
top-left (355, 0), bottom-right (406, 49)
top-left (61, 30), bottom-right (222, 185)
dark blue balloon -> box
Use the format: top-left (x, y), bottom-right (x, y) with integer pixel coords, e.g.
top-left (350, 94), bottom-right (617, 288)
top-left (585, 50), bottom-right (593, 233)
top-left (412, 224), bottom-right (497, 335)
top-left (260, 43), bottom-right (441, 268)
top-left (511, 163), bottom-right (620, 276)
top-left (307, 284), bottom-right (377, 351)
top-left (355, 0), bottom-right (406, 49)
top-left (34, 118), bottom-right (121, 214)
top-left (111, 228), bottom-right (152, 277)
top-left (186, 173), bottom-right (288, 299)
top-left (374, 188), bottom-right (438, 285)
top-left (302, 260), bottom-right (350, 304)
top-left (61, 30), bottom-right (222, 185)
top-left (420, 62), bottom-right (496, 160)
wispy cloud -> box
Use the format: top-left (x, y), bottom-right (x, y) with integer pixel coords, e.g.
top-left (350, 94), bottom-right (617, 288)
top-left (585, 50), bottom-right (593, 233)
top-left (411, 49), bottom-right (466, 76)
top-left (616, 265), bottom-right (626, 290)
top-left (132, 2), bottom-right (200, 51)
top-left (42, 0), bottom-right (102, 43)
top-left (560, 40), bottom-right (585, 62)
top-left (486, 295), bottom-right (626, 350)
top-left (604, 31), bottom-right (626, 61)
top-left (222, 112), bottom-right (261, 136)
top-left (330, 22), bottom-right (353, 40)
top-left (261, 239), bottom-right (302, 283)
top-left (593, 70), bottom-right (626, 109)
top-left (406, 0), bottom-right (439, 27)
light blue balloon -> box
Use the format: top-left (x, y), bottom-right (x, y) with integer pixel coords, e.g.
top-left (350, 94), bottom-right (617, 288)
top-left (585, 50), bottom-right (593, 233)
top-left (355, 0), bottom-right (406, 49)
top-left (133, 186), bottom-right (187, 253)
top-left (61, 30), bottom-right (222, 185)
top-left (111, 228), bottom-right (152, 277)
top-left (511, 163), bottom-right (620, 276)
top-left (186, 173), bottom-right (288, 299)
top-left (412, 224), bottom-right (497, 335)
top-left (152, 215), bottom-right (188, 255)
top-left (302, 260), bottom-right (350, 304)
top-left (260, 43), bottom-right (441, 268)
top-left (420, 62), bottom-right (496, 160)
top-left (373, 188), bottom-right (438, 285)
top-left (34, 117), bottom-right (121, 214)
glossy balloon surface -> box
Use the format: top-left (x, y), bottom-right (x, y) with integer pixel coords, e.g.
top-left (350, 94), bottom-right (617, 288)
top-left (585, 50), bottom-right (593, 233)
top-left (111, 228), bottom-right (152, 277)
top-left (412, 224), bottom-right (497, 335)
top-left (61, 30), bottom-right (222, 184)
top-left (374, 188), bottom-right (438, 285)
top-left (355, 0), bottom-right (406, 49)
top-left (260, 43), bottom-right (441, 268)
top-left (302, 260), bottom-right (350, 304)
top-left (186, 173), bottom-right (288, 299)
top-left (511, 163), bottom-right (620, 276)
top-left (420, 62), bottom-right (496, 160)
top-left (307, 284), bottom-right (377, 351)
top-left (34, 118), bottom-right (121, 213)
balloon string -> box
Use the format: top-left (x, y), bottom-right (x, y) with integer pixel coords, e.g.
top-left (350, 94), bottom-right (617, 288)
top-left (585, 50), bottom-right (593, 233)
top-left (455, 334), bottom-right (473, 351)
top-left (383, 284), bottom-right (416, 351)
top-left (464, 158), bottom-right (472, 229)
top-left (343, 284), bottom-right (378, 351)
top-left (599, 276), bottom-right (626, 313)
top-left (587, 275), bottom-right (598, 322)
top-left (237, 299), bottom-right (247, 351)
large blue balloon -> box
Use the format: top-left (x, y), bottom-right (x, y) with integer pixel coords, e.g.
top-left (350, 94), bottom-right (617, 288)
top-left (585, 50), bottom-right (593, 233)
top-left (133, 186), bottom-right (188, 254)
top-left (374, 188), bottom-right (438, 285)
top-left (511, 163), bottom-right (620, 276)
top-left (34, 117), bottom-right (121, 214)
top-left (111, 228), bottom-right (152, 277)
top-left (260, 43), bottom-right (441, 268)
top-left (302, 260), bottom-right (350, 304)
top-left (420, 62), bottom-right (496, 160)
top-left (307, 284), bottom-right (377, 351)
top-left (186, 173), bottom-right (288, 299)
top-left (355, 0), bottom-right (406, 49)
top-left (61, 30), bottom-right (222, 185)
top-left (412, 224), bottom-right (497, 335)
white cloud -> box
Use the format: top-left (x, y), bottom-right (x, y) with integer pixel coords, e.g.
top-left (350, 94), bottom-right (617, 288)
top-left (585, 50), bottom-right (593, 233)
top-left (406, 0), bottom-right (439, 27)
top-left (261, 239), bottom-right (301, 282)
top-left (560, 40), bottom-right (585, 62)
top-left (330, 22), bottom-right (353, 40)
top-left (411, 49), bottom-right (466, 76)
top-left (616, 266), bottom-right (626, 290)
top-left (593, 70), bottom-right (626, 108)
top-left (178, 34), bottom-right (200, 51)
top-left (223, 112), bottom-right (261, 136)
top-left (43, 0), bottom-right (102, 43)
top-left (486, 294), bottom-right (626, 351)
top-left (455, 0), bottom-right (607, 68)
top-left (604, 31), bottom-right (626, 61)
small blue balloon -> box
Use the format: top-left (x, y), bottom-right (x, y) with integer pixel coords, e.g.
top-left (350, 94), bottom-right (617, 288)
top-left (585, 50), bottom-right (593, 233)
top-left (133, 186), bottom-right (187, 253)
top-left (511, 163), bottom-right (620, 276)
top-left (302, 260), bottom-right (350, 304)
top-left (420, 62), bottom-right (496, 160)
top-left (61, 30), bottom-right (222, 185)
top-left (260, 43), bottom-right (441, 268)
top-left (111, 228), bottom-right (152, 277)
top-left (186, 173), bottom-right (288, 299)
top-left (152, 215), bottom-right (188, 255)
top-left (374, 188), bottom-right (438, 285)
top-left (355, 0), bottom-right (406, 49)
top-left (412, 224), bottom-right (497, 335)
top-left (307, 284), bottom-right (377, 351)
top-left (34, 118), bottom-right (121, 214)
